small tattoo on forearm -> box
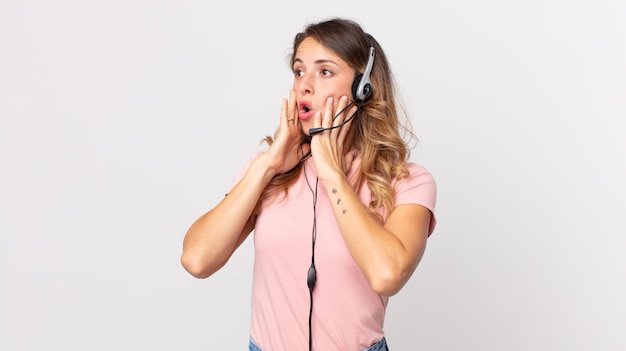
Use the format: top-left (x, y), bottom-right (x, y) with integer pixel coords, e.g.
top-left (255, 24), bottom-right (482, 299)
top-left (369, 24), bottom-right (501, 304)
top-left (331, 188), bottom-right (346, 213)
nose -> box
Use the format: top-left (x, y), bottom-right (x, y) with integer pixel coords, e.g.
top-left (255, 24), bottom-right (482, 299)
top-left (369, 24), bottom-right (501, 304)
top-left (295, 73), bottom-right (313, 96)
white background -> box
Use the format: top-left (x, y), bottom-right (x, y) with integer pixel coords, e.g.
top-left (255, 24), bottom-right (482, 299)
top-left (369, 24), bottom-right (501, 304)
top-left (1, 1), bottom-right (625, 350)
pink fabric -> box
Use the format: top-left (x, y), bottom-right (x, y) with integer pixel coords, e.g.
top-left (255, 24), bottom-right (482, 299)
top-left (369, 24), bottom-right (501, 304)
top-left (230, 155), bottom-right (436, 351)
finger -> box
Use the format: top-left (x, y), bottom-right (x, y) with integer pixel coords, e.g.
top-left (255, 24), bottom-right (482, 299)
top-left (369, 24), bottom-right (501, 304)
top-left (312, 110), bottom-right (323, 132)
top-left (330, 95), bottom-right (350, 137)
top-left (345, 105), bottom-right (358, 126)
top-left (333, 95), bottom-right (350, 124)
top-left (343, 149), bottom-right (357, 171)
top-left (322, 96), bottom-right (334, 129)
top-left (336, 105), bottom-right (358, 145)
top-left (280, 97), bottom-right (289, 125)
top-left (288, 90), bottom-right (297, 125)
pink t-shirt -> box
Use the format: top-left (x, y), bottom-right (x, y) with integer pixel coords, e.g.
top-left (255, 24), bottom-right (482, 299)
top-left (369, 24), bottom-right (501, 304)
top-left (231, 155), bottom-right (437, 351)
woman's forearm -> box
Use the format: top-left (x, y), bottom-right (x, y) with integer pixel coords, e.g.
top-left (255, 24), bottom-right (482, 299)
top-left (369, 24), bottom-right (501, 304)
top-left (181, 156), bottom-right (277, 278)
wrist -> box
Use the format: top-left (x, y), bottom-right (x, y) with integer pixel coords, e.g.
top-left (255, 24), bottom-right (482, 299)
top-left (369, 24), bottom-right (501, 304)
top-left (318, 168), bottom-right (347, 190)
top-left (252, 152), bottom-right (284, 180)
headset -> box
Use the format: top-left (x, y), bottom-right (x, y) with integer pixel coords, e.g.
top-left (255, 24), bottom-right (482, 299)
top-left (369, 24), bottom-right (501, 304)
top-left (352, 46), bottom-right (376, 103)
top-left (304, 44), bottom-right (375, 351)
top-left (308, 45), bottom-right (375, 136)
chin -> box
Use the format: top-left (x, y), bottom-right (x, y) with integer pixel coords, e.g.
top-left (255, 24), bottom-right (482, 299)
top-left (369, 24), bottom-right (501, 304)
top-left (300, 122), bottom-right (314, 136)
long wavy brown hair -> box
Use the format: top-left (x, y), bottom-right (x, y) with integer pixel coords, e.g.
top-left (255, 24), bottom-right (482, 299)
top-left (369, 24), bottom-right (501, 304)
top-left (258, 18), bottom-right (417, 221)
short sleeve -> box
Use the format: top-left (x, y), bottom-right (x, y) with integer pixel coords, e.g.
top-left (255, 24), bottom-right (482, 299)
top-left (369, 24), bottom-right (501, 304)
top-left (227, 152), bottom-right (264, 193)
top-left (394, 162), bottom-right (438, 236)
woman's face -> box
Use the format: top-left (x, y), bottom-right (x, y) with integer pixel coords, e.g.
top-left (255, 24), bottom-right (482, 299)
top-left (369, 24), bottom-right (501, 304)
top-left (292, 37), bottom-right (355, 134)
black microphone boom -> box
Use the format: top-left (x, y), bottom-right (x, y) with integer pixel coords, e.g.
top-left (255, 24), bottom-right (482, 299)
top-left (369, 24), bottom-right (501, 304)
top-left (308, 103), bottom-right (360, 135)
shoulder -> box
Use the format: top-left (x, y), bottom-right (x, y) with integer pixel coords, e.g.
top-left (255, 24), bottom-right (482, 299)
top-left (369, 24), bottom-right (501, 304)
top-left (397, 162), bottom-right (436, 188)
top-left (393, 162), bottom-right (437, 213)
top-left (394, 161), bottom-right (438, 236)
top-left (228, 151), bottom-right (265, 190)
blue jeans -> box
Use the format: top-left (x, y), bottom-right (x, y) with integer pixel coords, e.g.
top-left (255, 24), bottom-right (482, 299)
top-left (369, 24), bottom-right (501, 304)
top-left (248, 336), bottom-right (389, 351)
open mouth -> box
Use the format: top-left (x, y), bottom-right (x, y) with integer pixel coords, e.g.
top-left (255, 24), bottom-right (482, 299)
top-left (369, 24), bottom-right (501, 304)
top-left (298, 101), bottom-right (313, 121)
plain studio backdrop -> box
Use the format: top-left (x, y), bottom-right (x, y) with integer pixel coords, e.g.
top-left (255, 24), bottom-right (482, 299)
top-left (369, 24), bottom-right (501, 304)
top-left (1, 1), bottom-right (625, 350)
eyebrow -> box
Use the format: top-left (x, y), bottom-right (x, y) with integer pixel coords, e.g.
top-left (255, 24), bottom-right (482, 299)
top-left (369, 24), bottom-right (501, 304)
top-left (293, 58), bottom-right (340, 66)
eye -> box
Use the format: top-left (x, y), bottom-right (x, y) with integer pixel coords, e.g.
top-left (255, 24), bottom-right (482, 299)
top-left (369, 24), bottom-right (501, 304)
top-left (321, 67), bottom-right (333, 77)
top-left (293, 68), bottom-right (304, 78)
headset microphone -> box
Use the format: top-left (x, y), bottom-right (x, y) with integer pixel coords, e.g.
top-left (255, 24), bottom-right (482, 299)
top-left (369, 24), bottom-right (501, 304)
top-left (308, 102), bottom-right (359, 135)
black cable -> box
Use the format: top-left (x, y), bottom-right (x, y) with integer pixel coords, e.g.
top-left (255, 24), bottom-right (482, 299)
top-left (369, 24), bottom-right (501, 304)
top-left (302, 155), bottom-right (318, 351)
top-left (300, 100), bottom-right (363, 350)
top-left (308, 101), bottom-right (361, 135)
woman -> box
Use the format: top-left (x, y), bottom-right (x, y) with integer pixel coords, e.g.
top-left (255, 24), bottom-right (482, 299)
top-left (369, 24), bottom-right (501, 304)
top-left (181, 17), bottom-right (437, 351)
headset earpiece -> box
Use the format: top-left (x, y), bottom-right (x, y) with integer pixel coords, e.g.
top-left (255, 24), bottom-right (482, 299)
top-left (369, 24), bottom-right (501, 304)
top-left (352, 46), bottom-right (375, 103)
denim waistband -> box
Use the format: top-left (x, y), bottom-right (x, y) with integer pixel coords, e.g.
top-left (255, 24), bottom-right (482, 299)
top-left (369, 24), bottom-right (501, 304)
top-left (249, 337), bottom-right (263, 351)
top-left (365, 337), bottom-right (388, 351)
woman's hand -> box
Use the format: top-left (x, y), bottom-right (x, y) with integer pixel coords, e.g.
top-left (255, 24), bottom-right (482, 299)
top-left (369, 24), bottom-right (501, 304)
top-left (310, 95), bottom-right (358, 181)
top-left (260, 90), bottom-right (310, 175)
